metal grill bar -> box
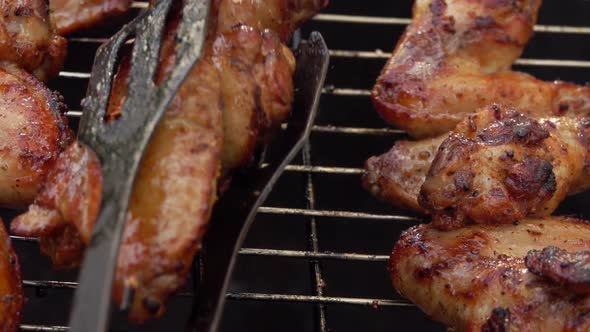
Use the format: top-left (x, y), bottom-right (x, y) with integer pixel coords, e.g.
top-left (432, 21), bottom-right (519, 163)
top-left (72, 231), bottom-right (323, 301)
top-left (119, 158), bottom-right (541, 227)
top-left (23, 280), bottom-right (77, 289)
top-left (313, 13), bottom-right (590, 34)
top-left (302, 143), bottom-right (328, 332)
top-left (322, 88), bottom-right (371, 96)
top-left (20, 325), bottom-right (69, 331)
top-left (226, 293), bottom-right (412, 307)
top-left (282, 165), bottom-right (363, 175)
top-left (238, 248), bottom-right (389, 262)
top-left (11, 235), bottom-right (38, 242)
top-left (15, 247), bottom-right (386, 265)
top-left (66, 109), bottom-right (405, 137)
top-left (328, 49), bottom-right (590, 67)
top-left (257, 207), bottom-right (421, 222)
top-left (311, 125), bottom-right (404, 136)
top-left (58, 72), bottom-right (92, 79)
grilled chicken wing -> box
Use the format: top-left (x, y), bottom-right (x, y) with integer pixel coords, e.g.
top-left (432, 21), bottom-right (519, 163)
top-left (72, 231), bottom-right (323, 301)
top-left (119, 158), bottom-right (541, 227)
top-left (0, 220), bottom-right (23, 332)
top-left (390, 217), bottom-right (590, 332)
top-left (0, 63), bottom-right (72, 208)
top-left (419, 105), bottom-right (590, 229)
top-left (0, 0), bottom-right (67, 81)
top-left (110, 16), bottom-right (224, 319)
top-left (50, 0), bottom-right (132, 35)
top-left (363, 104), bottom-right (590, 217)
top-left (372, 0), bottom-right (590, 138)
top-left (12, 0), bottom-right (325, 322)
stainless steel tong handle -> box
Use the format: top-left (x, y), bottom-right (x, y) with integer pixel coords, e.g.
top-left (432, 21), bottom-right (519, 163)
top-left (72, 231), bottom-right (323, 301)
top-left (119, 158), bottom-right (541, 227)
top-left (69, 0), bottom-right (210, 331)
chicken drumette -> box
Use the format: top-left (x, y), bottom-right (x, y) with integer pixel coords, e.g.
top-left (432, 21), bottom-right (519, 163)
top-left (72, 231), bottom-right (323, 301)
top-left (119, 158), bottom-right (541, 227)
top-left (372, 0), bottom-right (590, 138)
top-left (390, 217), bottom-right (590, 332)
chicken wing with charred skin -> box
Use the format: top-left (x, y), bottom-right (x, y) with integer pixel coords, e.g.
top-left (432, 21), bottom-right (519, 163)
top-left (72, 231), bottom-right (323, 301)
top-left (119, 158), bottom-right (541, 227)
top-left (363, 104), bottom-right (590, 218)
top-left (390, 217), bottom-right (590, 332)
top-left (50, 0), bottom-right (133, 35)
top-left (419, 105), bottom-right (590, 230)
top-left (0, 0), bottom-right (67, 81)
top-left (372, 0), bottom-right (590, 138)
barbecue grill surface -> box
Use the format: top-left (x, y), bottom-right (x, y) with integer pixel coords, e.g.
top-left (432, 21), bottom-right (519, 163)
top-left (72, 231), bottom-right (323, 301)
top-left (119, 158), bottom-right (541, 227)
top-left (4, 1), bottom-right (590, 331)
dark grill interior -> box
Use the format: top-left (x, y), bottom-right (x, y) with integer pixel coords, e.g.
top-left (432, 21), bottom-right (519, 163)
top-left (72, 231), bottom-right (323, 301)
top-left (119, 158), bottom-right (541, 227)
top-left (3, 1), bottom-right (590, 331)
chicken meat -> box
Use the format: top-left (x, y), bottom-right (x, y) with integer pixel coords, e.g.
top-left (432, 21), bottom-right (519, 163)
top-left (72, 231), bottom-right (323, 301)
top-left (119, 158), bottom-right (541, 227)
top-left (363, 135), bottom-right (445, 213)
top-left (0, 0), bottom-right (67, 81)
top-left (390, 217), bottom-right (590, 331)
top-left (50, 0), bottom-right (133, 35)
top-left (371, 0), bottom-right (590, 138)
top-left (418, 105), bottom-right (590, 229)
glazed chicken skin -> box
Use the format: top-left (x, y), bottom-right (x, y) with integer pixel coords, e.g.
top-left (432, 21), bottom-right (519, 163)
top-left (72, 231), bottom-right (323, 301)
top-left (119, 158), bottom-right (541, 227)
top-left (0, 220), bottom-right (23, 332)
top-left (110, 15), bottom-right (224, 320)
top-left (214, 25), bottom-right (295, 172)
top-left (390, 217), bottom-right (590, 332)
top-left (214, 0), bottom-right (328, 42)
top-left (50, 0), bottom-right (133, 35)
top-left (12, 0), bottom-right (325, 323)
top-left (419, 105), bottom-right (590, 230)
top-left (372, 0), bottom-right (590, 138)
top-left (0, 0), bottom-right (67, 81)
top-left (0, 63), bottom-right (72, 208)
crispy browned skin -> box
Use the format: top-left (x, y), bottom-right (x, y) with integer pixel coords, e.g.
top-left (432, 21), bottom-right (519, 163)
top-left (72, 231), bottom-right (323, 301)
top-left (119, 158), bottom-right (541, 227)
top-left (215, 0), bottom-right (327, 42)
top-left (418, 105), bottom-right (590, 229)
top-left (12, 0), bottom-right (325, 322)
top-left (0, 63), bottom-right (72, 208)
top-left (0, 220), bottom-right (23, 332)
top-left (363, 135), bottom-right (444, 212)
top-left (50, 0), bottom-right (132, 35)
top-left (10, 142), bottom-right (101, 268)
top-left (0, 0), bottom-right (67, 81)
top-left (525, 247), bottom-right (590, 295)
top-left (211, 0), bottom-right (320, 171)
top-left (364, 105), bottom-right (590, 216)
top-left (390, 217), bottom-right (590, 332)
top-left (372, 0), bottom-right (590, 138)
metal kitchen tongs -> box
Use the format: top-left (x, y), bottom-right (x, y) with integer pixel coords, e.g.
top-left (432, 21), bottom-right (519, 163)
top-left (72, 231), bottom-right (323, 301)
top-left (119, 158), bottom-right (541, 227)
top-left (191, 32), bottom-right (330, 332)
top-left (69, 0), bottom-right (210, 331)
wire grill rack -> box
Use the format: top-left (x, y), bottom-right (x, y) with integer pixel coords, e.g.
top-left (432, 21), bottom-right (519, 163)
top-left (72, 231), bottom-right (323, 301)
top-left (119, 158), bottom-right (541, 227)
top-left (4, 1), bottom-right (590, 331)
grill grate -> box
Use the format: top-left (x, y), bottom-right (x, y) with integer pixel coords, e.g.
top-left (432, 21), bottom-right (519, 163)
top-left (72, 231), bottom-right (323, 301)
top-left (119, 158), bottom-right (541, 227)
top-left (4, 1), bottom-right (590, 331)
